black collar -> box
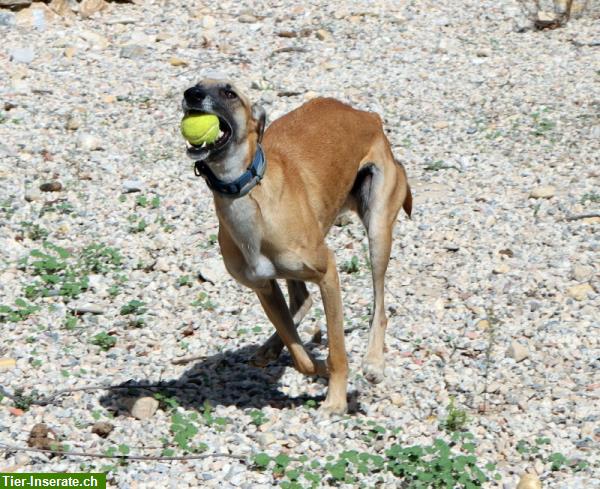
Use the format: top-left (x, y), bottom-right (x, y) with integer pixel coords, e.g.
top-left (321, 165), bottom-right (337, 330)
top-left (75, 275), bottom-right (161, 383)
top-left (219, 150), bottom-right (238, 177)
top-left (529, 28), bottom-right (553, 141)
top-left (194, 144), bottom-right (266, 198)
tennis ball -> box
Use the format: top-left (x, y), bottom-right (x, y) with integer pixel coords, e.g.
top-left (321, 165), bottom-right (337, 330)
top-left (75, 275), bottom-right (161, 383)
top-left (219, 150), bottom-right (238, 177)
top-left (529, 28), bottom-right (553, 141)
top-left (180, 114), bottom-right (220, 145)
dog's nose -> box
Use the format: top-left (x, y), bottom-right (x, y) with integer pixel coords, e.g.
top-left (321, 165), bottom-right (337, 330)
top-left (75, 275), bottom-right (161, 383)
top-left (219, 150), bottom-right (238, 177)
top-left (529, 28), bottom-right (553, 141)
top-left (184, 85), bottom-right (207, 106)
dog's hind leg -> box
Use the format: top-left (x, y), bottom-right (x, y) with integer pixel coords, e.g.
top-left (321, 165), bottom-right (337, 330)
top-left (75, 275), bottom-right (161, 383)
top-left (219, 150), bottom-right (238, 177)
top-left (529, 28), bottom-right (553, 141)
top-left (250, 280), bottom-right (312, 367)
top-left (353, 162), bottom-right (406, 384)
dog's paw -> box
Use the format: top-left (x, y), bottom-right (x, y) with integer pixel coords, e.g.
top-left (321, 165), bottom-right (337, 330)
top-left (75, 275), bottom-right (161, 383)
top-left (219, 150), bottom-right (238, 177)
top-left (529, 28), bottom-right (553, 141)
top-left (362, 360), bottom-right (385, 384)
top-left (249, 342), bottom-right (283, 368)
top-left (318, 398), bottom-right (347, 416)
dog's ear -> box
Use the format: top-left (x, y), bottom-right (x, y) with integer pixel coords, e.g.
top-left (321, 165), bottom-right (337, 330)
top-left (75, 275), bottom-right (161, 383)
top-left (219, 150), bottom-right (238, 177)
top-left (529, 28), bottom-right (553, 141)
top-left (251, 103), bottom-right (266, 143)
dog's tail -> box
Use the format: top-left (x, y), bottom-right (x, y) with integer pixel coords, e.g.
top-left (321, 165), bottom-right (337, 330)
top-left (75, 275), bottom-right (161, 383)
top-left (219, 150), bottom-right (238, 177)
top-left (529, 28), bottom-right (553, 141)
top-left (403, 183), bottom-right (412, 218)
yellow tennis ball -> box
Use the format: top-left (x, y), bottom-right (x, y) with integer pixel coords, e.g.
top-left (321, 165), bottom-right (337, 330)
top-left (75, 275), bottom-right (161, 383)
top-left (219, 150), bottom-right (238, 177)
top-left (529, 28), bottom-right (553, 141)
top-left (180, 114), bottom-right (220, 145)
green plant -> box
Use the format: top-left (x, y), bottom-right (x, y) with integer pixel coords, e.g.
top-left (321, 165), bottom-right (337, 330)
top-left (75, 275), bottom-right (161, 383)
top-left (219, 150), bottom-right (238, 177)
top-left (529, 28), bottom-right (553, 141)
top-left (79, 243), bottom-right (122, 274)
top-left (581, 191), bottom-right (600, 204)
top-left (191, 292), bottom-right (216, 310)
top-left (12, 388), bottom-right (37, 411)
top-left (170, 411), bottom-right (200, 451)
top-left (20, 221), bottom-right (49, 241)
top-left (177, 275), bottom-right (192, 287)
top-left (441, 398), bottom-right (469, 433)
top-left (249, 409), bottom-right (268, 426)
top-left (252, 431), bottom-right (499, 488)
top-left (0, 299), bottom-right (40, 323)
top-left (135, 194), bottom-right (160, 209)
top-left (91, 332), bottom-right (117, 351)
top-left (341, 256), bottom-right (360, 274)
top-left (64, 314), bottom-right (78, 330)
top-left (120, 300), bottom-right (146, 315)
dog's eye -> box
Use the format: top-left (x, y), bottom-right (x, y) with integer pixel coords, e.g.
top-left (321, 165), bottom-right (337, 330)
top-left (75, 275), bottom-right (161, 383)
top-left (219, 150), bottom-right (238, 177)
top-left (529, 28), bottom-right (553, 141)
top-left (221, 89), bottom-right (238, 100)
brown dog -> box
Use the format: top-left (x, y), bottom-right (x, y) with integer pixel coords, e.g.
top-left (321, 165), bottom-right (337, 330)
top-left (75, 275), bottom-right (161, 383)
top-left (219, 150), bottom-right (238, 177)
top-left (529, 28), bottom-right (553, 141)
top-left (182, 79), bottom-right (411, 414)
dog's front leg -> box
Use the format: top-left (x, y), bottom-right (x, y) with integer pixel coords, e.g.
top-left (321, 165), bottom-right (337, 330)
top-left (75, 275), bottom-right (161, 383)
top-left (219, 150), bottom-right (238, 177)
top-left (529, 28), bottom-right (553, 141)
top-left (317, 249), bottom-right (348, 415)
top-left (255, 280), bottom-right (327, 377)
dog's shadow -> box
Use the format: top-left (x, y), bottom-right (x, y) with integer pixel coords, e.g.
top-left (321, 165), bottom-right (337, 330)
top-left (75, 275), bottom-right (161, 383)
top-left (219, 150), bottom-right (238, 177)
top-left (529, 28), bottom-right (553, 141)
top-left (98, 344), bottom-right (364, 414)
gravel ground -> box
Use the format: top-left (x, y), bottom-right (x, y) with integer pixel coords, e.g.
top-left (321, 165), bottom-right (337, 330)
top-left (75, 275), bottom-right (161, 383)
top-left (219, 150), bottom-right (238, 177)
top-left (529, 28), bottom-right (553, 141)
top-left (1, 1), bottom-right (599, 488)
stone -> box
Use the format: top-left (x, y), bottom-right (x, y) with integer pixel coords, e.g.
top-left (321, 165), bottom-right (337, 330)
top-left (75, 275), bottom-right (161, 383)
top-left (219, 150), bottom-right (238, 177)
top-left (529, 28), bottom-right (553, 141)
top-left (10, 47), bottom-right (35, 64)
top-left (120, 45), bottom-right (147, 59)
top-left (79, 0), bottom-right (106, 18)
top-left (198, 259), bottom-right (228, 284)
top-left (0, 11), bottom-right (16, 26)
top-left (517, 474), bottom-right (542, 488)
top-left (567, 283), bottom-right (594, 301)
top-left (169, 57), bottom-right (188, 67)
top-left (155, 257), bottom-right (170, 273)
top-left (0, 0), bottom-right (30, 8)
top-left (48, 0), bottom-right (75, 18)
top-left (258, 432), bottom-right (276, 446)
top-left (24, 189), bottom-right (43, 202)
top-left (65, 112), bottom-right (82, 130)
top-left (80, 30), bottom-right (109, 50)
top-left (0, 358), bottom-right (16, 372)
top-left (15, 3), bottom-right (56, 27)
top-left (77, 133), bottom-right (101, 151)
top-left (572, 265), bottom-right (594, 282)
top-left (238, 13), bottom-right (258, 23)
top-left (122, 179), bottom-right (143, 193)
top-left (493, 263), bottom-right (510, 274)
top-left (529, 186), bottom-right (555, 199)
top-left (39, 181), bottom-right (63, 192)
top-left (507, 341), bottom-right (529, 362)
top-left (126, 396), bottom-right (159, 420)
top-left (91, 421), bottom-right (114, 438)
top-left (27, 423), bottom-right (57, 450)
top-left (390, 393), bottom-right (404, 407)
top-left (68, 303), bottom-right (104, 315)
top-left (315, 29), bottom-right (332, 41)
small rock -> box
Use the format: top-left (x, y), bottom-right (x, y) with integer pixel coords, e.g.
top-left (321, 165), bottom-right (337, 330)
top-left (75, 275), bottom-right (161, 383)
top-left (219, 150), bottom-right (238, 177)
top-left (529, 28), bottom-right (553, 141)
top-left (198, 259), bottom-right (227, 284)
top-left (0, 11), bottom-right (16, 26)
top-left (155, 257), bottom-right (170, 273)
top-left (24, 189), bottom-right (43, 202)
top-left (79, 0), bottom-right (106, 18)
top-left (529, 185), bottom-right (555, 199)
top-left (493, 263), bottom-right (510, 274)
top-left (567, 283), bottom-right (594, 301)
top-left (0, 0), bottom-right (30, 7)
top-left (91, 421), bottom-right (114, 438)
top-left (10, 47), bottom-right (35, 64)
top-left (238, 13), bottom-right (258, 23)
top-left (126, 396), bottom-right (159, 420)
top-left (9, 407), bottom-right (24, 416)
top-left (0, 358), bottom-right (17, 372)
top-left (77, 133), bottom-right (101, 151)
top-left (122, 179), bottom-right (143, 193)
top-left (200, 14), bottom-right (215, 29)
top-left (169, 57), bottom-right (188, 67)
top-left (572, 265), bottom-right (594, 282)
top-left (315, 29), bottom-right (332, 41)
top-left (120, 45), bottom-right (148, 60)
top-left (80, 30), bottom-right (109, 50)
top-left (507, 341), bottom-right (529, 362)
top-left (65, 112), bottom-right (82, 130)
top-left (517, 473), bottom-right (542, 489)
top-left (258, 432), bottom-right (276, 446)
top-left (433, 120), bottom-right (449, 129)
top-left (27, 423), bottom-right (57, 450)
top-left (477, 319), bottom-right (490, 330)
top-left (390, 393), bottom-right (404, 407)
top-left (536, 11), bottom-right (556, 23)
top-left (39, 181), bottom-right (63, 192)
top-left (68, 303), bottom-right (104, 315)
top-left (48, 0), bottom-right (75, 18)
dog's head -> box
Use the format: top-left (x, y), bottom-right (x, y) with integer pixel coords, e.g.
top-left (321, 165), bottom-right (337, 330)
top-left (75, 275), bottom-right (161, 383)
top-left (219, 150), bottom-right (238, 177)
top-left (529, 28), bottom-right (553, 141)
top-left (182, 79), bottom-right (265, 162)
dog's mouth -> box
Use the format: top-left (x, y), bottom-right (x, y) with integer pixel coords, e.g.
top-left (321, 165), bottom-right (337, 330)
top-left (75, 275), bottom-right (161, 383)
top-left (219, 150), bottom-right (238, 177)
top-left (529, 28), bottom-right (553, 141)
top-left (185, 111), bottom-right (233, 161)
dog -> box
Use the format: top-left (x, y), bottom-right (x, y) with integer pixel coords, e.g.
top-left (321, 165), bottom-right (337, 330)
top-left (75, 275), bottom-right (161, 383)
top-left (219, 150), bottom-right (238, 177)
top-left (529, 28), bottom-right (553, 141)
top-left (181, 79), bottom-right (411, 414)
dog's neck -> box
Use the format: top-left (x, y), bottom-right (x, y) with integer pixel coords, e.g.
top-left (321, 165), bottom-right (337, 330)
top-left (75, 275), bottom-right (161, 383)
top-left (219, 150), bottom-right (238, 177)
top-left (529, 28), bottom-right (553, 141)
top-left (206, 140), bottom-right (253, 183)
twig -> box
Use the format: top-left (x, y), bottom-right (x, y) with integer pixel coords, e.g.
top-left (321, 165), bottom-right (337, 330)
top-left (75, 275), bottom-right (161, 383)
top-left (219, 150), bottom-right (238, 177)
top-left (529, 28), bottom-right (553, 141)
top-left (0, 443), bottom-right (245, 462)
top-left (563, 213), bottom-right (600, 221)
top-left (4, 383), bottom-right (201, 407)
